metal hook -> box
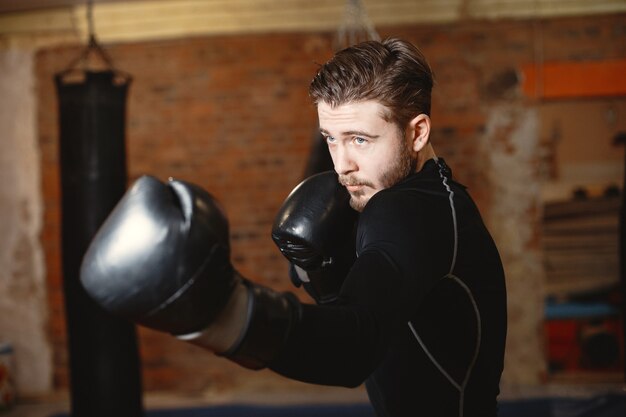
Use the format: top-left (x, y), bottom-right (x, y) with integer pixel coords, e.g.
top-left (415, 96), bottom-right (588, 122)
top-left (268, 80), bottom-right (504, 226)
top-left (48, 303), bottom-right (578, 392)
top-left (56, 0), bottom-right (131, 84)
top-left (87, 0), bottom-right (95, 40)
top-left (333, 0), bottom-right (380, 51)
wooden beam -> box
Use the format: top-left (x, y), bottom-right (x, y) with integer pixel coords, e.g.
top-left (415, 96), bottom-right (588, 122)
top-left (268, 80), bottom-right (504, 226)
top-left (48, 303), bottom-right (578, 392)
top-left (1, 0), bottom-right (626, 46)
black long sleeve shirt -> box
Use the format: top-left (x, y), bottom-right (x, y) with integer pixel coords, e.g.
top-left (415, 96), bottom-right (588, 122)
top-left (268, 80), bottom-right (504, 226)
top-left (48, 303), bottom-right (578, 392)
top-left (270, 159), bottom-right (507, 417)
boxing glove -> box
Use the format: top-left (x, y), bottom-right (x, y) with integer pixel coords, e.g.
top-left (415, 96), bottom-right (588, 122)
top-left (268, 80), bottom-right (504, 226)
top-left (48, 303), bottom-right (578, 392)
top-left (80, 175), bottom-right (301, 370)
top-left (271, 171), bottom-right (358, 304)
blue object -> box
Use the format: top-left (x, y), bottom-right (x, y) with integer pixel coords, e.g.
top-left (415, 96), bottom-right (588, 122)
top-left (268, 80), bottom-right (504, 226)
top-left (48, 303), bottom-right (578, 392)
top-left (48, 394), bottom-right (626, 417)
top-left (544, 301), bottom-right (619, 320)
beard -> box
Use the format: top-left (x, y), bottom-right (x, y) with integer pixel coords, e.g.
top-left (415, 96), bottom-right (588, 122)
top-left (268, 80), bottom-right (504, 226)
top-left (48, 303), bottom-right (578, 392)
top-left (380, 137), bottom-right (417, 190)
top-left (340, 137), bottom-right (417, 212)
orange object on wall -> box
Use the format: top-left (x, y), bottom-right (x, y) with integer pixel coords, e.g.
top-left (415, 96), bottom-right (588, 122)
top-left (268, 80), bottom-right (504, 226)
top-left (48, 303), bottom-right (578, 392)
top-left (521, 59), bottom-right (626, 99)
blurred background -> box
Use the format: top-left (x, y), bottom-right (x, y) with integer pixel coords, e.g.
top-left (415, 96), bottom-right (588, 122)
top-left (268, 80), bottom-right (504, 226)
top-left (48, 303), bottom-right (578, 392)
top-left (0, 0), bottom-right (625, 415)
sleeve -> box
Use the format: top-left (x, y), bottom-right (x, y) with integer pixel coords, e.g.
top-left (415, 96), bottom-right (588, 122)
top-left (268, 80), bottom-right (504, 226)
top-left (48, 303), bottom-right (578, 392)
top-left (269, 191), bottom-right (442, 387)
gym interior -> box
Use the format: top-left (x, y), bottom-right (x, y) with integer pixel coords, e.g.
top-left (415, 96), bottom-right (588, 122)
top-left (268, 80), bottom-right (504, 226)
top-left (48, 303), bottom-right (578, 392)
top-left (0, 1), bottom-right (625, 416)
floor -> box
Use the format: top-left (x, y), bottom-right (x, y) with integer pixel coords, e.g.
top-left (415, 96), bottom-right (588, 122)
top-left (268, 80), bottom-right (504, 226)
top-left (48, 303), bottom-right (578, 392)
top-left (2, 383), bottom-right (370, 417)
top-left (3, 379), bottom-right (626, 417)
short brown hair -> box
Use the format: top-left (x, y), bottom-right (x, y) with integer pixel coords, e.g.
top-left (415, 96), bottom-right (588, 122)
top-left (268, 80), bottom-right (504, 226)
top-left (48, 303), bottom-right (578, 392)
top-left (309, 38), bottom-right (434, 129)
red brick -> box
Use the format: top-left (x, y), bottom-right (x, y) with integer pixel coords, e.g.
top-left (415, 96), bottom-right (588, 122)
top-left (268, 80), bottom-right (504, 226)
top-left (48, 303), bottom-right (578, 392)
top-left (35, 14), bottom-right (626, 392)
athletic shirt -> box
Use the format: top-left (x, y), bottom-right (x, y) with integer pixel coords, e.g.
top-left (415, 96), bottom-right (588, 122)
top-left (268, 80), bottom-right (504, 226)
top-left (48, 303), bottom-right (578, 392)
top-left (270, 158), bottom-right (507, 417)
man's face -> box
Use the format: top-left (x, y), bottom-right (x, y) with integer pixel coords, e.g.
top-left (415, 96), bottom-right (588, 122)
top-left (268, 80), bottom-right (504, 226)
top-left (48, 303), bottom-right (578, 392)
top-left (318, 100), bottom-right (416, 212)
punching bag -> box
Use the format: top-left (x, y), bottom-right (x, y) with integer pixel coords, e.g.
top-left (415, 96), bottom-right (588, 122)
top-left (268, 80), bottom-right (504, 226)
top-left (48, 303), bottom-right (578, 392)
top-left (303, 132), bottom-right (334, 178)
top-left (55, 70), bottom-right (143, 417)
top-left (617, 132), bottom-right (626, 383)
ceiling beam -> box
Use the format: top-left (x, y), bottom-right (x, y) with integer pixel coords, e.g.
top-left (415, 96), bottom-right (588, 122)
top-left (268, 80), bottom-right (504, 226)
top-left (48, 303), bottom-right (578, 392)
top-left (0, 0), bottom-right (624, 47)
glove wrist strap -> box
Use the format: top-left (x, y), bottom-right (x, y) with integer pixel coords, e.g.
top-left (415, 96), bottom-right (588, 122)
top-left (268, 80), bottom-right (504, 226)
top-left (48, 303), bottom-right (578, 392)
top-left (176, 277), bottom-right (249, 352)
top-left (220, 279), bottom-right (302, 370)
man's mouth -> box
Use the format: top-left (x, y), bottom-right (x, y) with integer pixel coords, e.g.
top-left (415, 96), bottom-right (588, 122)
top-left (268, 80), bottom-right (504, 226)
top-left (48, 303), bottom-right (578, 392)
top-left (339, 177), bottom-right (370, 194)
top-left (345, 184), bottom-right (363, 193)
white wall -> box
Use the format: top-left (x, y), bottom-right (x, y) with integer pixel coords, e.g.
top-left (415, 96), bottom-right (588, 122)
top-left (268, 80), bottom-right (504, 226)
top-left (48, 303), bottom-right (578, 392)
top-left (0, 43), bottom-right (52, 396)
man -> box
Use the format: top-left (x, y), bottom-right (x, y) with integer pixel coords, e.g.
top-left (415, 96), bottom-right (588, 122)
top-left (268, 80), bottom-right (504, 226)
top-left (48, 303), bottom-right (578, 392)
top-left (299, 38), bottom-right (508, 416)
top-left (81, 38), bottom-right (507, 417)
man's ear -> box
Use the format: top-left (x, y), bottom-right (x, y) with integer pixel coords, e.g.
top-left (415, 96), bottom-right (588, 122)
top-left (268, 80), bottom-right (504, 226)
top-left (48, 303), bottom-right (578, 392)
top-left (407, 114), bottom-right (431, 152)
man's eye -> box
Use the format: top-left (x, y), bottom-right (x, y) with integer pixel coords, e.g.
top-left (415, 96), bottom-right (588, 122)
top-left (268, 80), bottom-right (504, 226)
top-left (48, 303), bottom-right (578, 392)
top-left (325, 135), bottom-right (336, 143)
top-left (355, 137), bottom-right (367, 144)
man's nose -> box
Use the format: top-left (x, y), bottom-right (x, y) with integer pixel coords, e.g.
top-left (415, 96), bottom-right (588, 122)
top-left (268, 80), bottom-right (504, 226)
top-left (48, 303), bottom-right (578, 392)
top-left (331, 145), bottom-right (356, 175)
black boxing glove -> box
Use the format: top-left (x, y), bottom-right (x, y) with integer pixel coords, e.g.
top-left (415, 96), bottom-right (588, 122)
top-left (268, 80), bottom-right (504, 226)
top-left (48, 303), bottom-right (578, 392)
top-left (80, 175), bottom-right (301, 370)
top-left (272, 171), bottom-right (358, 304)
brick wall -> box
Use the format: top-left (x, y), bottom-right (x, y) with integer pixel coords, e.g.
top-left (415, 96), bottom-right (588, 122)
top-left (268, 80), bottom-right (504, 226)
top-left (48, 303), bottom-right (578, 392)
top-left (35, 13), bottom-right (626, 393)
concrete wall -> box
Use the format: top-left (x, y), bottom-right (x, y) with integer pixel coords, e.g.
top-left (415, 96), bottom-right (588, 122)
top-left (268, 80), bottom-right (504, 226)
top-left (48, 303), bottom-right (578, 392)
top-left (0, 43), bottom-right (52, 395)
